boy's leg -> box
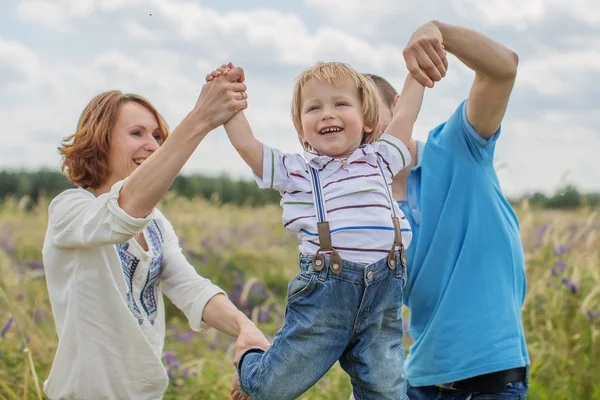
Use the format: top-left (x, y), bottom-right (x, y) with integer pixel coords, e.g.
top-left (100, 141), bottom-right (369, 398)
top-left (238, 257), bottom-right (362, 400)
top-left (339, 255), bottom-right (408, 400)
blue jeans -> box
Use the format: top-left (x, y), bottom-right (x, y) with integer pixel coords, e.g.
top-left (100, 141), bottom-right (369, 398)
top-left (407, 378), bottom-right (529, 400)
top-left (237, 253), bottom-right (408, 400)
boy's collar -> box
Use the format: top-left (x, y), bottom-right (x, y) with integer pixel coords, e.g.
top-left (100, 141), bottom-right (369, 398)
top-left (304, 145), bottom-right (377, 179)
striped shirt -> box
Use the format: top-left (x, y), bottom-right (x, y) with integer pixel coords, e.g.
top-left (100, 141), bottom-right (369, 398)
top-left (255, 134), bottom-right (412, 265)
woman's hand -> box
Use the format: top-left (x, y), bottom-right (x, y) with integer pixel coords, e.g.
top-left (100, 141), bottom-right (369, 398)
top-left (230, 322), bottom-right (270, 400)
top-left (233, 322), bottom-right (270, 368)
top-left (190, 64), bottom-right (248, 132)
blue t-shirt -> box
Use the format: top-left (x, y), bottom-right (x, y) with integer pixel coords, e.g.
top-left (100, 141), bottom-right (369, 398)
top-left (398, 100), bottom-right (529, 386)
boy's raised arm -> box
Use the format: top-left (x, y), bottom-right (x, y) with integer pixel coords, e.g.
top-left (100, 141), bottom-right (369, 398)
top-left (223, 111), bottom-right (265, 178)
top-left (206, 64), bottom-right (265, 178)
top-left (383, 75), bottom-right (425, 147)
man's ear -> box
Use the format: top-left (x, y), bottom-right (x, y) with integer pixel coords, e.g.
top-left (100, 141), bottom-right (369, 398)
top-left (392, 93), bottom-right (400, 110)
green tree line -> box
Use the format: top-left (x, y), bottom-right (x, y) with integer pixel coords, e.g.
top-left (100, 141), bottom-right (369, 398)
top-left (0, 169), bottom-right (280, 207)
top-left (0, 170), bottom-right (598, 209)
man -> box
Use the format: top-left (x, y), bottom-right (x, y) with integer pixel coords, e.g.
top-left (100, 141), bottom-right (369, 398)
top-left (356, 20), bottom-right (529, 399)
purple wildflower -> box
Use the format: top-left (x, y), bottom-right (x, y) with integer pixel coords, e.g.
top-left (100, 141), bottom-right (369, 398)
top-left (163, 351), bottom-right (178, 365)
top-left (163, 351), bottom-right (181, 384)
top-left (182, 368), bottom-right (190, 379)
top-left (556, 262), bottom-right (566, 271)
top-left (200, 238), bottom-right (211, 250)
top-left (177, 331), bottom-right (195, 342)
top-left (535, 224), bottom-right (550, 248)
top-left (561, 278), bottom-right (578, 294)
top-left (29, 261), bottom-right (43, 270)
top-left (33, 307), bottom-right (46, 323)
top-left (552, 244), bottom-right (567, 258)
top-left (259, 311), bottom-right (269, 323)
top-left (230, 283), bottom-right (244, 305)
top-left (587, 310), bottom-right (599, 323)
top-left (549, 267), bottom-right (557, 277)
top-left (1, 317), bottom-right (14, 338)
top-left (166, 367), bottom-right (176, 385)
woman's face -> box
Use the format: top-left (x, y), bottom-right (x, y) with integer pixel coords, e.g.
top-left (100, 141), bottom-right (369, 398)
top-left (105, 102), bottom-right (162, 187)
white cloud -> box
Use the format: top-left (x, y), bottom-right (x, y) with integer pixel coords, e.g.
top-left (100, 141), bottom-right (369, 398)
top-left (495, 113), bottom-right (599, 196)
top-left (0, 0), bottom-right (598, 196)
top-left (303, 0), bottom-right (406, 24)
top-left (122, 20), bottom-right (168, 42)
top-left (0, 38), bottom-right (45, 92)
top-left (453, 0), bottom-right (600, 28)
top-left (16, 0), bottom-right (69, 30)
top-left (517, 50), bottom-right (600, 95)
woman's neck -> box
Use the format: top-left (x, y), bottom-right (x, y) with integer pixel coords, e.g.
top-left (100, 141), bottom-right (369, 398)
top-left (88, 178), bottom-right (116, 197)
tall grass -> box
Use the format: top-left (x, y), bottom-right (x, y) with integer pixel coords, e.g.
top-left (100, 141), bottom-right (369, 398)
top-left (0, 195), bottom-right (598, 399)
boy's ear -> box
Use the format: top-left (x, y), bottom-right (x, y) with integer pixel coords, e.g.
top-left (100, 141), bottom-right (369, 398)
top-left (364, 126), bottom-right (374, 133)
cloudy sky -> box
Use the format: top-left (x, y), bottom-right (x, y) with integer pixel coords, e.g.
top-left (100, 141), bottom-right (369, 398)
top-left (1, 0), bottom-right (598, 196)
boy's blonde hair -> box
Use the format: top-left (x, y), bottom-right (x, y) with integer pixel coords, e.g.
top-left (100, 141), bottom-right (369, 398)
top-left (291, 62), bottom-right (381, 152)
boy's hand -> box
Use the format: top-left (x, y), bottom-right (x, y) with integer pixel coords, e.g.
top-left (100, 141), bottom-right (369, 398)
top-left (206, 64), bottom-right (231, 82)
top-left (206, 62), bottom-right (245, 83)
top-left (205, 63), bottom-right (248, 104)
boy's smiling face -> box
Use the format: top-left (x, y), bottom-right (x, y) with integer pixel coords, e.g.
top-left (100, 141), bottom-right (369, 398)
top-left (299, 78), bottom-right (373, 159)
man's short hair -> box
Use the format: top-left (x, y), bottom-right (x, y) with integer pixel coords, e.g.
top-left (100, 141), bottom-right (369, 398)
top-left (365, 74), bottom-right (397, 108)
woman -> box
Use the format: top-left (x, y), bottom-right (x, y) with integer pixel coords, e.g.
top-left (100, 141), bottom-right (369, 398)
top-left (42, 67), bottom-right (268, 400)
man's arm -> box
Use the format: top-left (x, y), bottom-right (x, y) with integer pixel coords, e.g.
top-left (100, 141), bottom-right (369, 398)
top-left (404, 21), bottom-right (519, 139)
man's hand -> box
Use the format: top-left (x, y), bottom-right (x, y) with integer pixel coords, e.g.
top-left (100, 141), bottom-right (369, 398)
top-left (403, 21), bottom-right (448, 88)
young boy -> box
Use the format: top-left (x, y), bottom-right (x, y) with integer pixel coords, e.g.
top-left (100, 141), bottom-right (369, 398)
top-left (207, 62), bottom-right (424, 400)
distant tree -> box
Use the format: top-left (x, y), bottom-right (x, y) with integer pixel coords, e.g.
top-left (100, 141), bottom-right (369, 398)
top-left (0, 170), bottom-right (280, 207)
top-left (546, 185), bottom-right (582, 209)
top-left (584, 193), bottom-right (600, 208)
top-left (2, 170), bottom-right (596, 210)
top-left (529, 192), bottom-right (549, 208)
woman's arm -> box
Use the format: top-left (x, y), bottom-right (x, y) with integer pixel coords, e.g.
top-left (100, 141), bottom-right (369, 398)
top-left (118, 69), bottom-right (249, 218)
top-left (157, 212), bottom-right (269, 355)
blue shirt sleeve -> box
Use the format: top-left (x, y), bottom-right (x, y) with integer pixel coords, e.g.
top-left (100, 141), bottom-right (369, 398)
top-left (430, 100), bottom-right (501, 166)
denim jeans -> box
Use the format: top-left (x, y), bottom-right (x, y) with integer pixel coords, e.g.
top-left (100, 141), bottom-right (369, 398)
top-left (407, 377), bottom-right (529, 400)
top-left (237, 253), bottom-right (408, 400)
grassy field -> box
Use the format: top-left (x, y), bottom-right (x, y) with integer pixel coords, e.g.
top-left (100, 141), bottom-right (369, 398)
top-left (0, 194), bottom-right (598, 399)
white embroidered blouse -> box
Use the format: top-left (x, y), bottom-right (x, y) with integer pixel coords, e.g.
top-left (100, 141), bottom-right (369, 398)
top-left (42, 179), bottom-right (225, 400)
